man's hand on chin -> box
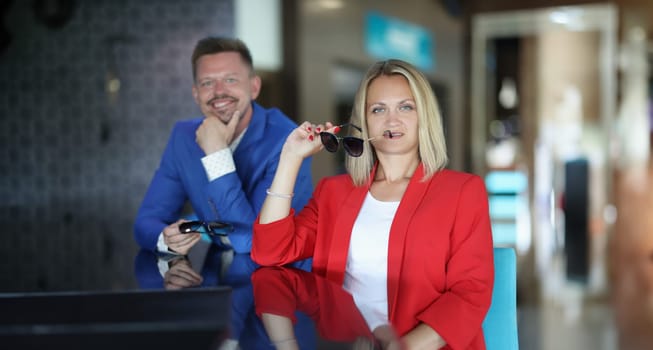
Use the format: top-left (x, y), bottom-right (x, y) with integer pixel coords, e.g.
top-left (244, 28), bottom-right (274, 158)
top-left (196, 110), bottom-right (240, 154)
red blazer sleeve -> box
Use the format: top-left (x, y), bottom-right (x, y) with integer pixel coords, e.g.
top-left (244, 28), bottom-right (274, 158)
top-left (251, 195), bottom-right (319, 267)
top-left (416, 175), bottom-right (494, 349)
top-left (251, 178), bottom-right (337, 268)
top-left (252, 267), bottom-right (373, 341)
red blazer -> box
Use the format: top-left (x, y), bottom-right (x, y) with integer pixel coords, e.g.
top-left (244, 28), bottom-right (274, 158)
top-left (252, 267), bottom-right (375, 343)
top-left (252, 165), bottom-right (494, 349)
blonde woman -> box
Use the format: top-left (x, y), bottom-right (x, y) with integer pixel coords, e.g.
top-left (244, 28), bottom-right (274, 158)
top-left (252, 59), bottom-right (494, 349)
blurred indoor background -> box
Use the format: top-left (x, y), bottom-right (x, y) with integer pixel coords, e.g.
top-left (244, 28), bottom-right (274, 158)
top-left (1, 0), bottom-right (652, 349)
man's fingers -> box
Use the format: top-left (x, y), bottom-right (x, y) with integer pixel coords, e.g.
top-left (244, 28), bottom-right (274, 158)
top-left (165, 261), bottom-right (203, 289)
top-left (227, 110), bottom-right (240, 132)
top-left (167, 232), bottom-right (201, 253)
top-left (168, 232), bottom-right (198, 244)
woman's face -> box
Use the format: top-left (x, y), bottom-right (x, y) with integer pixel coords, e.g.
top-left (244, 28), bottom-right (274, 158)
top-left (365, 74), bottom-right (419, 157)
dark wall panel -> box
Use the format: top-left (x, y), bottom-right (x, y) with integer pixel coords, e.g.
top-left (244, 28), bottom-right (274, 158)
top-left (564, 158), bottom-right (589, 282)
top-left (0, 0), bottom-right (233, 292)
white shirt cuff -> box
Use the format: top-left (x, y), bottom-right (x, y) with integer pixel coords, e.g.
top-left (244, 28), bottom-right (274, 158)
top-left (201, 148), bottom-right (236, 181)
top-left (157, 258), bottom-right (170, 276)
top-left (218, 339), bottom-right (239, 350)
top-left (156, 233), bottom-right (170, 276)
top-left (156, 231), bottom-right (170, 253)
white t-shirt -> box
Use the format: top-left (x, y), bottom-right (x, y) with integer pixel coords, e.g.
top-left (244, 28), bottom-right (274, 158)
top-left (343, 191), bottom-right (399, 330)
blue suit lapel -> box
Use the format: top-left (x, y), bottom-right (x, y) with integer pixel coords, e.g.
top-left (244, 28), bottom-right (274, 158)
top-left (232, 102), bottom-right (266, 160)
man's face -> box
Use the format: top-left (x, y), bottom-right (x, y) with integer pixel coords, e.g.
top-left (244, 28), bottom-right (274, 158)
top-left (192, 52), bottom-right (261, 124)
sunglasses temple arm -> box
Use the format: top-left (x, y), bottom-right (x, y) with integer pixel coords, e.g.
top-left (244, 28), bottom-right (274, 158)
top-left (350, 124), bottom-right (362, 132)
top-left (337, 123), bottom-right (363, 133)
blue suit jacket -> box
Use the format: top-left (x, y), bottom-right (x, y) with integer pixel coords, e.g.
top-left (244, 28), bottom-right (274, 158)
top-left (134, 102), bottom-right (313, 253)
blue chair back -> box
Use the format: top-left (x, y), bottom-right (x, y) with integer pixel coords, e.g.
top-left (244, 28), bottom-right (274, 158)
top-left (483, 247), bottom-right (519, 350)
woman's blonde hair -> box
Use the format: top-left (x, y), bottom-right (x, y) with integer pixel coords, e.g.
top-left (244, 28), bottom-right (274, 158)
top-left (345, 59), bottom-right (448, 186)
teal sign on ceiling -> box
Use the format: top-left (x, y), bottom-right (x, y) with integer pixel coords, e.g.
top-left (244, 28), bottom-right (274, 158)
top-left (365, 11), bottom-right (435, 72)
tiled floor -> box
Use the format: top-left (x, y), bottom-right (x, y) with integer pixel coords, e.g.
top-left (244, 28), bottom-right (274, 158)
top-left (518, 286), bottom-right (618, 350)
top-left (517, 161), bottom-right (653, 350)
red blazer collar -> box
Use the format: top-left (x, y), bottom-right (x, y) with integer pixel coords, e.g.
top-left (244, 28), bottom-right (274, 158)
top-left (387, 164), bottom-right (430, 319)
top-left (325, 163), bottom-right (432, 322)
top-left (324, 163), bottom-right (379, 282)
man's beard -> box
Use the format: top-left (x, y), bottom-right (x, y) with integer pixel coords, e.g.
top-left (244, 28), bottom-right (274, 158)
top-left (207, 95), bottom-right (238, 123)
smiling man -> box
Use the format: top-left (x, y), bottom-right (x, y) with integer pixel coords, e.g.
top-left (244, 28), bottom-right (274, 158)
top-left (134, 37), bottom-right (313, 256)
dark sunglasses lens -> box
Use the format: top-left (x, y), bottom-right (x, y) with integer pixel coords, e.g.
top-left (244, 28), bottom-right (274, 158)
top-left (207, 221), bottom-right (233, 236)
top-left (320, 132), bottom-right (339, 152)
top-left (179, 221), bottom-right (203, 233)
top-left (343, 137), bottom-right (364, 157)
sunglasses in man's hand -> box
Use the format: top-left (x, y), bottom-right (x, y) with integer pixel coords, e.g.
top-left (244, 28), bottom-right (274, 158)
top-left (179, 221), bottom-right (234, 237)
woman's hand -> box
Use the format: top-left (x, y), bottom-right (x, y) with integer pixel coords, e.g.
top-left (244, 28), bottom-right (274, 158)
top-left (281, 121), bottom-right (336, 160)
top-left (261, 313), bottom-right (299, 350)
top-left (258, 121), bottom-right (338, 225)
top-left (373, 324), bottom-right (403, 350)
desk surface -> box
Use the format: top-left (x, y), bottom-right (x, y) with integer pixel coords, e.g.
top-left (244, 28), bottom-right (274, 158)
top-left (1, 240), bottom-right (389, 350)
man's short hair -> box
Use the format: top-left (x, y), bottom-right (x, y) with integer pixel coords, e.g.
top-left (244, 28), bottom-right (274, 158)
top-left (191, 37), bottom-right (254, 81)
